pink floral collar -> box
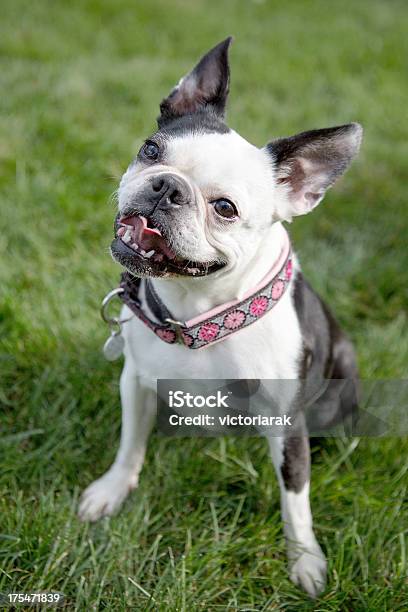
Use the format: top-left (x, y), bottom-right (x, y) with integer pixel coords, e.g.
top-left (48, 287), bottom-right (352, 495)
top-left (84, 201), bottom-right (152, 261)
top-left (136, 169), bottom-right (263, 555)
top-left (119, 232), bottom-right (292, 350)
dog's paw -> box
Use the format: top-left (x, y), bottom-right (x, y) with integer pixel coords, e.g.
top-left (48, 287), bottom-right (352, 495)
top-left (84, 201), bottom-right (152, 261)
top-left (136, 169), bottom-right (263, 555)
top-left (288, 543), bottom-right (327, 598)
top-left (78, 466), bottom-right (138, 522)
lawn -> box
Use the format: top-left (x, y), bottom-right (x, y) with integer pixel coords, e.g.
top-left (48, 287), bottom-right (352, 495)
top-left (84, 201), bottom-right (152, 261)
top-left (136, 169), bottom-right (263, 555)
top-left (1, 0), bottom-right (407, 609)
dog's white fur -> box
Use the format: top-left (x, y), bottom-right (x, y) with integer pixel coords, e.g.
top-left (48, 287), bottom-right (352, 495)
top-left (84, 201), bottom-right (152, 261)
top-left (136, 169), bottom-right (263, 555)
top-left (79, 124), bottom-right (361, 597)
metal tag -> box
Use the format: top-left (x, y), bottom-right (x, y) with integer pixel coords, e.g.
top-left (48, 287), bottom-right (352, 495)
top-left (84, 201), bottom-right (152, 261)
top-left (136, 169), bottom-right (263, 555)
top-left (103, 330), bottom-right (124, 361)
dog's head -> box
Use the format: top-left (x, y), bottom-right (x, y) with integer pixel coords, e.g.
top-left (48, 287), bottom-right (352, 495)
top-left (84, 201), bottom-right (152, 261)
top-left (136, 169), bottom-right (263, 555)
top-left (112, 37), bottom-right (362, 279)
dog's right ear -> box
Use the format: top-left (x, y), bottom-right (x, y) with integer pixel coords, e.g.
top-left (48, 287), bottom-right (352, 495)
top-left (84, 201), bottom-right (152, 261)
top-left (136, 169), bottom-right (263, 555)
top-left (158, 37), bottom-right (233, 127)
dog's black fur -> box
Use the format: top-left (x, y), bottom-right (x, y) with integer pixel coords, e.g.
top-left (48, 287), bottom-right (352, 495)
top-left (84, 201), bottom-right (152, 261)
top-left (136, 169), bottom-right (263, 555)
top-left (280, 273), bottom-right (359, 493)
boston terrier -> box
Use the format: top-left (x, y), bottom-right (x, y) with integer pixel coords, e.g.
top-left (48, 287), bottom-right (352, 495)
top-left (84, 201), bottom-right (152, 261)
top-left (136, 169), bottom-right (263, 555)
top-left (79, 37), bottom-right (362, 597)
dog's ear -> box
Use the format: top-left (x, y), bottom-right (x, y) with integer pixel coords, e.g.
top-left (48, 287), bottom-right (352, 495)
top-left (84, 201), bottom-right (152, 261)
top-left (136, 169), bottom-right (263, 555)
top-left (158, 37), bottom-right (233, 127)
top-left (265, 123), bottom-right (363, 219)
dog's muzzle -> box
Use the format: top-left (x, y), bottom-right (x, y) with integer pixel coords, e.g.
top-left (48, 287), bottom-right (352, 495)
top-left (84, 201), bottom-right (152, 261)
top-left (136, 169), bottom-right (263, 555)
top-left (111, 173), bottom-right (225, 278)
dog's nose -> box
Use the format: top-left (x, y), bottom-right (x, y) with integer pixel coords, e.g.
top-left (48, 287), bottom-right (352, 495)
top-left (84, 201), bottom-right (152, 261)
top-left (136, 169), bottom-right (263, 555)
top-left (150, 174), bottom-right (185, 209)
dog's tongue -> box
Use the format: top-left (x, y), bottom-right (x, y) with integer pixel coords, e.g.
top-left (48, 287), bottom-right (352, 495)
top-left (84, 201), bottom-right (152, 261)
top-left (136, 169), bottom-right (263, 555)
top-left (119, 215), bottom-right (176, 259)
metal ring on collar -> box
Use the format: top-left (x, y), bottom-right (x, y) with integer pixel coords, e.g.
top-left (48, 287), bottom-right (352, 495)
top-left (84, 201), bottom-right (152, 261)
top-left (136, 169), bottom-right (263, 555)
top-left (101, 287), bottom-right (134, 326)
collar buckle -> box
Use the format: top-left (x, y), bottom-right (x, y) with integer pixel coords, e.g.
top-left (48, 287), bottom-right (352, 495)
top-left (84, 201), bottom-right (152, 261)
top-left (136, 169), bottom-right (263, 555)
top-left (165, 317), bottom-right (187, 344)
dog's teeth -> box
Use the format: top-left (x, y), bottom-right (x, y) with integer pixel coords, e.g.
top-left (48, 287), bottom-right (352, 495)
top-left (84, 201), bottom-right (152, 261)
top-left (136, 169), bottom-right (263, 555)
top-left (123, 229), bottom-right (132, 243)
top-left (131, 242), bottom-right (139, 250)
top-left (145, 250), bottom-right (155, 258)
top-left (140, 249), bottom-right (146, 256)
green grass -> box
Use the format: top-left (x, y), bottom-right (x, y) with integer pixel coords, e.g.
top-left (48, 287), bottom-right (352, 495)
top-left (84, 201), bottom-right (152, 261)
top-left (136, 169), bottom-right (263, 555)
top-left (1, 0), bottom-right (408, 609)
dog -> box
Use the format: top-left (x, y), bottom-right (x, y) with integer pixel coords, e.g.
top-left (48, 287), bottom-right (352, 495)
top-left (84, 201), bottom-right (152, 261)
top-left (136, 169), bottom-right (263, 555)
top-left (79, 37), bottom-right (362, 597)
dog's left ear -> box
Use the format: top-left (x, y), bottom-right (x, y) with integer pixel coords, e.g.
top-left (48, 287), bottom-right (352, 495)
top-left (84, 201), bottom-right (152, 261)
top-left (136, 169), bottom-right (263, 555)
top-left (265, 123), bottom-right (363, 219)
top-left (158, 37), bottom-right (233, 127)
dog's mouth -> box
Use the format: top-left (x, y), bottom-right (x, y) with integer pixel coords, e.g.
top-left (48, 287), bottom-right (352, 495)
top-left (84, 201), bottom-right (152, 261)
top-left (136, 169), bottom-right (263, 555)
top-left (111, 213), bottom-right (224, 277)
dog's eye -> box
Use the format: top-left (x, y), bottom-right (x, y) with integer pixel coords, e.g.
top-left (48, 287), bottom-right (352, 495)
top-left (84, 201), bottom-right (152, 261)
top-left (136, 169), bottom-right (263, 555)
top-left (212, 199), bottom-right (238, 219)
top-left (141, 141), bottom-right (159, 161)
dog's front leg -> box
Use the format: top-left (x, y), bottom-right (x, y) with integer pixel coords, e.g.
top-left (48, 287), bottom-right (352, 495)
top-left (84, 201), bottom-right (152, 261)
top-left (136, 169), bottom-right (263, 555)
top-left (78, 366), bottom-right (155, 522)
top-left (268, 434), bottom-right (327, 597)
